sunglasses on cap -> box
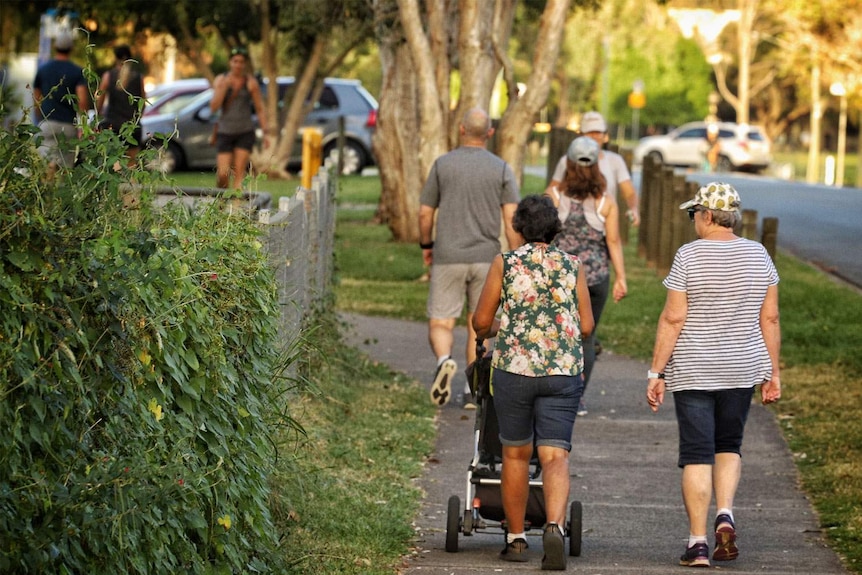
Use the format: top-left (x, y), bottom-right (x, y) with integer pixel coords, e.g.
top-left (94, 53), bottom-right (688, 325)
top-left (230, 47), bottom-right (248, 57)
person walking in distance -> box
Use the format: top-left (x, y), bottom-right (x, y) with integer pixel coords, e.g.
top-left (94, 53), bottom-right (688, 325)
top-left (472, 195), bottom-right (594, 570)
top-left (546, 136), bottom-right (627, 415)
top-left (646, 182), bottom-right (781, 568)
top-left (32, 29), bottom-right (90, 174)
top-left (545, 111), bottom-right (640, 225)
top-left (96, 44), bottom-right (146, 168)
top-left (419, 107), bottom-right (521, 408)
top-left (210, 46), bottom-right (269, 190)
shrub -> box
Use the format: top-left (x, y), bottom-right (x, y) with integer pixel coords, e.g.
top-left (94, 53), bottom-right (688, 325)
top-left (0, 116), bottom-right (287, 573)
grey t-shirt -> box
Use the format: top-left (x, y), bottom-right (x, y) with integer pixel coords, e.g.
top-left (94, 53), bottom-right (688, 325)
top-left (420, 146), bottom-right (520, 264)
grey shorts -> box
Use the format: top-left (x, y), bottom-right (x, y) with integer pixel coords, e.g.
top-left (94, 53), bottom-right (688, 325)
top-left (427, 262), bottom-right (492, 319)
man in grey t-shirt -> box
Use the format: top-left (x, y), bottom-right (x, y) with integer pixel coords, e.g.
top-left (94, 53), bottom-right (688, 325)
top-left (419, 107), bottom-right (520, 407)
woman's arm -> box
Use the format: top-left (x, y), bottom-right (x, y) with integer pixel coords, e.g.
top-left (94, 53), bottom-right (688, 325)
top-left (576, 264), bottom-right (594, 337)
top-left (602, 195), bottom-right (627, 302)
top-left (472, 255), bottom-right (504, 339)
top-left (210, 74), bottom-right (227, 113)
top-left (95, 70), bottom-right (110, 114)
top-left (646, 289), bottom-right (687, 411)
top-left (759, 284), bottom-right (781, 404)
top-left (248, 77), bottom-right (268, 146)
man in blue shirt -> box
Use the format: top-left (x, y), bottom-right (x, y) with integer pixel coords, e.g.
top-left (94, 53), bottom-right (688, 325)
top-left (33, 30), bottom-right (90, 172)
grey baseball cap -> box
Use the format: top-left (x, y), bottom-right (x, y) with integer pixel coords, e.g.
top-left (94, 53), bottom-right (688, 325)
top-left (566, 136), bottom-right (600, 167)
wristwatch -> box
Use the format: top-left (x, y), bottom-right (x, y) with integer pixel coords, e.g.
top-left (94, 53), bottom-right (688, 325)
top-left (647, 370), bottom-right (665, 379)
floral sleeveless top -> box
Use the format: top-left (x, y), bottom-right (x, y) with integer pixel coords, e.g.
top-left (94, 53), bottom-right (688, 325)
top-left (553, 199), bottom-right (609, 286)
top-left (491, 243), bottom-right (585, 377)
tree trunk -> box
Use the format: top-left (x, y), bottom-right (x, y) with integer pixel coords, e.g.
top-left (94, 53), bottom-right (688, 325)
top-left (496, 0), bottom-right (570, 178)
top-left (373, 30), bottom-right (423, 242)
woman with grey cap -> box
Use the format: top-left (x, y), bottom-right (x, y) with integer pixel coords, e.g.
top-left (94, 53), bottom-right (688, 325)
top-left (646, 182), bottom-right (781, 568)
top-left (546, 135), bottom-right (627, 415)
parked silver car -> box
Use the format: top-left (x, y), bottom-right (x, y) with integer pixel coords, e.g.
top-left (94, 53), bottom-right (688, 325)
top-left (633, 121), bottom-right (772, 173)
top-left (141, 77), bottom-right (378, 175)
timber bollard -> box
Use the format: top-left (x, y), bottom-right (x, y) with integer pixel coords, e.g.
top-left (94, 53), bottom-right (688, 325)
top-left (302, 129), bottom-right (323, 189)
top-left (761, 217), bottom-right (779, 260)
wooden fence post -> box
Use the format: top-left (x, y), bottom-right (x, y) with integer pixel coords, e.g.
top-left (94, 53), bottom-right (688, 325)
top-left (761, 217), bottom-right (779, 260)
top-left (740, 209), bottom-right (758, 240)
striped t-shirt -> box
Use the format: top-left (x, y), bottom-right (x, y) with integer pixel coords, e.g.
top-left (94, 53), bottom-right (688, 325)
top-left (662, 238), bottom-right (779, 392)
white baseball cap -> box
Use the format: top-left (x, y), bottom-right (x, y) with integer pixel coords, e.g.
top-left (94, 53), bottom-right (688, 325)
top-left (580, 111), bottom-right (607, 134)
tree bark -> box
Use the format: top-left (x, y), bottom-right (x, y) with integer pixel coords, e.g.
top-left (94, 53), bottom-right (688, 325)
top-left (496, 0), bottom-right (570, 178)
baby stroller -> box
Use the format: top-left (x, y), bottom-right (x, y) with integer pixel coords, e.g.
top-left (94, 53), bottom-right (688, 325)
top-left (445, 340), bottom-right (583, 556)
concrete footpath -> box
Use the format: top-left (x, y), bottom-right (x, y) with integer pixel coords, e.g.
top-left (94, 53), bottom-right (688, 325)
top-left (341, 312), bottom-right (850, 574)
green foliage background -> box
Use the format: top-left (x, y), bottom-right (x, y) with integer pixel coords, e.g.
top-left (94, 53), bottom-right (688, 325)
top-left (0, 121), bottom-right (287, 573)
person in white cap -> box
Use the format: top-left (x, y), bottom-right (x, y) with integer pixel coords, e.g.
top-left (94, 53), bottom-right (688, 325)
top-left (545, 136), bottom-right (627, 415)
top-left (646, 182), bottom-right (781, 568)
top-left (32, 29), bottom-right (90, 173)
top-left (545, 111), bottom-right (640, 226)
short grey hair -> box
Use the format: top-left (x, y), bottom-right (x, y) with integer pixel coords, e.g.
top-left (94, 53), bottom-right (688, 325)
top-left (708, 208), bottom-right (741, 229)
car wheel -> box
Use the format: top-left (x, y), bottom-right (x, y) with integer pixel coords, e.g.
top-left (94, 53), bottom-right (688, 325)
top-left (324, 140), bottom-right (366, 175)
top-left (145, 142), bottom-right (184, 174)
top-left (716, 155), bottom-right (734, 172)
top-left (645, 150), bottom-right (663, 166)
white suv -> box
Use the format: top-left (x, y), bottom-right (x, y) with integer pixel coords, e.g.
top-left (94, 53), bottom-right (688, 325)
top-left (633, 121), bottom-right (772, 173)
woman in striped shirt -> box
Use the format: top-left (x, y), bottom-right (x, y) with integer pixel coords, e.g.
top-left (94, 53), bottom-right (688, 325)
top-left (645, 182), bottom-right (782, 569)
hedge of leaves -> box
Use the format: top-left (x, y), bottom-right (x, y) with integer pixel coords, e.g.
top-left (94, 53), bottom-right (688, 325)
top-left (0, 120), bottom-right (287, 573)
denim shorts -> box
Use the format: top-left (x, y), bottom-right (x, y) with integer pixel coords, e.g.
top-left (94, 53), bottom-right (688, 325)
top-left (673, 387), bottom-right (755, 468)
top-left (491, 368), bottom-right (584, 452)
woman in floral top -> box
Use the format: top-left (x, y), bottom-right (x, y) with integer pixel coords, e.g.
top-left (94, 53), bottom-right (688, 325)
top-left (473, 195), bottom-right (593, 569)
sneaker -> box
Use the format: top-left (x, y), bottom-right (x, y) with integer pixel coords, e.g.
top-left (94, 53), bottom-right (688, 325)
top-left (429, 358), bottom-right (457, 406)
top-left (713, 514), bottom-right (738, 561)
top-left (462, 391), bottom-right (476, 410)
top-left (541, 523), bottom-right (566, 570)
top-left (500, 537), bottom-right (529, 562)
top-left (577, 400), bottom-right (588, 416)
top-left (679, 542), bottom-right (710, 568)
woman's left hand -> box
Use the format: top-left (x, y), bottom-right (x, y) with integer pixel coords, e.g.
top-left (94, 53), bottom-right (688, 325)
top-left (612, 278), bottom-right (627, 302)
top-left (761, 376), bottom-right (781, 404)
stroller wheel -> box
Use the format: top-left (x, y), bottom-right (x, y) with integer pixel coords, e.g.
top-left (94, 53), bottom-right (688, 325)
top-left (568, 500), bottom-right (582, 556)
top-left (446, 495), bottom-right (461, 552)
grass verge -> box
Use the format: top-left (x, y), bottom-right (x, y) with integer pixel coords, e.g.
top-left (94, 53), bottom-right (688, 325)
top-left (271, 310), bottom-right (437, 574)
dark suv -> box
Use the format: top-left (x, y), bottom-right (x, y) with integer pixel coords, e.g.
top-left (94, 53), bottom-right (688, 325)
top-left (141, 77), bottom-right (378, 175)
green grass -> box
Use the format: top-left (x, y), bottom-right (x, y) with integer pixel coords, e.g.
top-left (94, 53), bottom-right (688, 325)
top-left (271, 317), bottom-right (436, 574)
top-left (333, 175), bottom-right (862, 574)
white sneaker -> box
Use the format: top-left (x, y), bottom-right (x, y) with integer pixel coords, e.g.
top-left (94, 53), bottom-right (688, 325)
top-left (430, 358), bottom-right (457, 406)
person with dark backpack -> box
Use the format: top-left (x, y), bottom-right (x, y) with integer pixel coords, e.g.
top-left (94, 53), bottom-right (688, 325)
top-left (96, 44), bottom-right (146, 167)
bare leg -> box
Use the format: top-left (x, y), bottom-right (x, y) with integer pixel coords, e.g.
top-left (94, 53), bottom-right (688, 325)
top-left (501, 444), bottom-right (532, 534)
top-left (428, 317), bottom-right (456, 360)
top-left (216, 151), bottom-right (233, 189)
top-left (537, 445), bottom-right (570, 526)
top-left (231, 147), bottom-right (251, 190)
top-left (681, 463), bottom-right (712, 537)
top-left (713, 452), bottom-right (741, 514)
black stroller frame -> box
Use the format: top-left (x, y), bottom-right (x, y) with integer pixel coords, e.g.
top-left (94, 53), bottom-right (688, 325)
top-left (445, 341), bottom-right (583, 556)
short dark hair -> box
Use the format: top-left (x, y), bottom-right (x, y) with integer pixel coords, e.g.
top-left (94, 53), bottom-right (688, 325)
top-left (113, 45), bottom-right (132, 61)
top-left (513, 195), bottom-right (561, 243)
